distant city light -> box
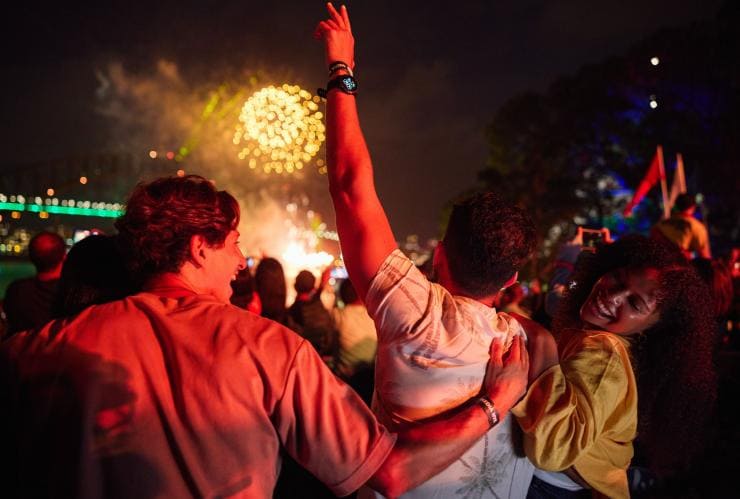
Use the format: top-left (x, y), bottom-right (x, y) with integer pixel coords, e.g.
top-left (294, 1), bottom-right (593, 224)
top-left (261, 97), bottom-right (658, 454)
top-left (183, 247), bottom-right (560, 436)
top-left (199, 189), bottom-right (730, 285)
top-left (176, 169), bottom-right (185, 177)
top-left (149, 150), bottom-right (158, 159)
top-left (649, 99), bottom-right (658, 109)
top-left (80, 176), bottom-right (88, 184)
top-left (166, 151), bottom-right (175, 160)
top-left (650, 56), bottom-right (660, 66)
top-left (0, 193), bottom-right (123, 218)
top-left (46, 188), bottom-right (55, 196)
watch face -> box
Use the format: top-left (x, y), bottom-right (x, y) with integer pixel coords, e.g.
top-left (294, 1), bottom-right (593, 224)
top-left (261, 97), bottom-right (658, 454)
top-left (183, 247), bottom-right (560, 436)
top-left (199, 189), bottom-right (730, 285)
top-left (341, 77), bottom-right (357, 92)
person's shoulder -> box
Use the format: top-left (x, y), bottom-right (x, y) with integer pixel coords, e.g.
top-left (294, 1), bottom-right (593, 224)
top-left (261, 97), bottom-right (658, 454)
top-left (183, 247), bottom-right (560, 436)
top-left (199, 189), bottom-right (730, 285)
top-left (1, 314), bottom-right (70, 358)
top-left (574, 329), bottom-right (629, 356)
top-left (373, 249), bottom-right (418, 282)
top-left (365, 249), bottom-right (431, 310)
top-left (4, 277), bottom-right (35, 295)
top-left (211, 301), bottom-right (304, 341)
top-left (238, 311), bottom-right (308, 361)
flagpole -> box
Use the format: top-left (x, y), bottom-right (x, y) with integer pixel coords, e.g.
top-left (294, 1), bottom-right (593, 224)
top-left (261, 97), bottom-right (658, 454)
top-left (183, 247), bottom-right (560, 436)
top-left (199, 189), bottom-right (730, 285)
top-left (657, 146), bottom-right (670, 219)
top-left (676, 153), bottom-right (686, 193)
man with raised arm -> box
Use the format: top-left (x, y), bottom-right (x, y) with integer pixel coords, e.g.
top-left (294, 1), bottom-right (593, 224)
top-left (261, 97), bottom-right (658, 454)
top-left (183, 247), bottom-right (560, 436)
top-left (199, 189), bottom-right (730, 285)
top-left (1, 173), bottom-right (528, 498)
top-left (315, 4), bottom-right (539, 497)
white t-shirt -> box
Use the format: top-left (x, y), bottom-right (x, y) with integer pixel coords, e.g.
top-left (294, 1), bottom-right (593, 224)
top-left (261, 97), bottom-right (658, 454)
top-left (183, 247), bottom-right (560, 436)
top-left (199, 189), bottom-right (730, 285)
top-left (361, 250), bottom-right (534, 498)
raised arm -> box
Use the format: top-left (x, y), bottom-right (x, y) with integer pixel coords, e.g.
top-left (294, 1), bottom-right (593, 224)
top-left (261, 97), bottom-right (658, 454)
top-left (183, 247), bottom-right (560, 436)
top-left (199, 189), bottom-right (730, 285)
top-left (314, 3), bottom-right (396, 301)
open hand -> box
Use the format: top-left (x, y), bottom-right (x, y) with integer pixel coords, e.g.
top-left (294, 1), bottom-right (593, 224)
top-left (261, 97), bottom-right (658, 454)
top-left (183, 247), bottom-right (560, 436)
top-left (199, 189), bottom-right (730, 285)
top-left (482, 336), bottom-right (528, 415)
top-left (313, 3), bottom-right (355, 69)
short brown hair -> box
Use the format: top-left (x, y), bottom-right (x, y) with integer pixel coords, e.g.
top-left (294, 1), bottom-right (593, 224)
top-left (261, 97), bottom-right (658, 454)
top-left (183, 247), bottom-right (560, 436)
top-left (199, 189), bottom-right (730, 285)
top-left (443, 191), bottom-right (536, 298)
top-left (115, 175), bottom-right (239, 279)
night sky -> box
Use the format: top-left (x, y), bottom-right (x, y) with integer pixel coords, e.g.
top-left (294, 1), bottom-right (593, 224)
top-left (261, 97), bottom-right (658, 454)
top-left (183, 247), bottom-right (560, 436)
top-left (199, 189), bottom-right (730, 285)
top-left (0, 0), bottom-right (723, 241)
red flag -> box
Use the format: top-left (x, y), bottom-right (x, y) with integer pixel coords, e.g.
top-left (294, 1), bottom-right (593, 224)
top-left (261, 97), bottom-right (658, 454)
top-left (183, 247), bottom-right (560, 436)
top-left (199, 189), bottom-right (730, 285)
top-left (623, 146), bottom-right (666, 216)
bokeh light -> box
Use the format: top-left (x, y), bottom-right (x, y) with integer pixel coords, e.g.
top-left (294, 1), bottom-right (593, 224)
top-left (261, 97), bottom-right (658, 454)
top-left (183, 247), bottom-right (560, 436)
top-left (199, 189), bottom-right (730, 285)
top-left (233, 84), bottom-right (325, 175)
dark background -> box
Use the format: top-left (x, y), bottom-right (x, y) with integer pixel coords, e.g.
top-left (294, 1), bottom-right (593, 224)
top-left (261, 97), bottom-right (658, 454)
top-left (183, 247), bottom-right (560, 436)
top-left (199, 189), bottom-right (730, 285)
top-left (0, 0), bottom-right (725, 241)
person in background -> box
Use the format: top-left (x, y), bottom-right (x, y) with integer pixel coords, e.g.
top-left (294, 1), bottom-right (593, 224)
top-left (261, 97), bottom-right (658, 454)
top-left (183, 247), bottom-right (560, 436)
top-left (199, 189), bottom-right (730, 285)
top-left (332, 278), bottom-right (377, 379)
top-left (254, 257), bottom-right (294, 327)
top-left (544, 227), bottom-right (612, 320)
top-left (3, 231), bottom-right (66, 337)
top-left (230, 267), bottom-right (261, 315)
top-left (512, 235), bottom-right (717, 498)
top-left (315, 5), bottom-right (537, 498)
top-left (500, 282), bottom-right (531, 318)
top-left (652, 192), bottom-right (711, 258)
top-left (289, 269), bottom-right (336, 361)
top-left (52, 234), bottom-right (136, 318)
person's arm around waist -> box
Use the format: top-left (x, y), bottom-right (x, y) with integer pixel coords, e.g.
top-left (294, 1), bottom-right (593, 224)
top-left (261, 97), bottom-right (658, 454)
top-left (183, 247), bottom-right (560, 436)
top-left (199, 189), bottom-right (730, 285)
top-left (367, 335), bottom-right (529, 497)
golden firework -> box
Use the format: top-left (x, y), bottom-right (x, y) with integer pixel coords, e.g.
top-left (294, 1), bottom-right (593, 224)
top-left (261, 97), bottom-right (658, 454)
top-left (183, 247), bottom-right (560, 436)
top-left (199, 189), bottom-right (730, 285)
top-left (234, 84), bottom-right (325, 174)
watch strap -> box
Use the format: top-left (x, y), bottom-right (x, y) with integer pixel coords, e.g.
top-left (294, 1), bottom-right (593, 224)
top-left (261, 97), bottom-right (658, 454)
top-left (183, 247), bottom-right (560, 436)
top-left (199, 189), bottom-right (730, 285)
top-left (317, 75), bottom-right (358, 99)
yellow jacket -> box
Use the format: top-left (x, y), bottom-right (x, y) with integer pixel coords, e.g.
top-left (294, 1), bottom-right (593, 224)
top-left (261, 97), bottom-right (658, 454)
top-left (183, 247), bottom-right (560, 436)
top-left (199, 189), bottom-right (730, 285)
top-left (513, 329), bottom-right (637, 499)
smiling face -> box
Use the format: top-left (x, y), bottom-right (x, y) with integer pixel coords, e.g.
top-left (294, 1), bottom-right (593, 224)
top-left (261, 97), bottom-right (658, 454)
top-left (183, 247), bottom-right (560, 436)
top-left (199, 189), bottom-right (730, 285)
top-left (202, 230), bottom-right (246, 303)
top-left (579, 266), bottom-right (663, 336)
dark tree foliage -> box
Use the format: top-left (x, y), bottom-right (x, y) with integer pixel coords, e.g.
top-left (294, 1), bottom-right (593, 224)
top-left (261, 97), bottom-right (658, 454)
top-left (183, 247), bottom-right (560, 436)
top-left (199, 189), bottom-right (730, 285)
top-left (480, 5), bottom-right (739, 276)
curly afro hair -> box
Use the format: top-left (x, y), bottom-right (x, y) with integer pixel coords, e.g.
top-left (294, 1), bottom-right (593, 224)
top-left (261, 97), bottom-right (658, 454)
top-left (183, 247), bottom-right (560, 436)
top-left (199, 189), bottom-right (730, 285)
top-left (553, 234), bottom-right (718, 477)
top-left (115, 175), bottom-right (239, 281)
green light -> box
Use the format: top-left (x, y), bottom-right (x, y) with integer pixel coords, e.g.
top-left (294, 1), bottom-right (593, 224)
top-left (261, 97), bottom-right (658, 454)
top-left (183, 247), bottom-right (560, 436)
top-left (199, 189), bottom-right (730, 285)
top-left (0, 202), bottom-right (24, 210)
top-left (0, 201), bottom-right (122, 218)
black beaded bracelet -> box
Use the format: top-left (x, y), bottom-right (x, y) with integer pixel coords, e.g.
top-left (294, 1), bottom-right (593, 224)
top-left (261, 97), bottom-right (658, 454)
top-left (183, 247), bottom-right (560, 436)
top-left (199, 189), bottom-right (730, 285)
top-left (328, 61), bottom-right (353, 77)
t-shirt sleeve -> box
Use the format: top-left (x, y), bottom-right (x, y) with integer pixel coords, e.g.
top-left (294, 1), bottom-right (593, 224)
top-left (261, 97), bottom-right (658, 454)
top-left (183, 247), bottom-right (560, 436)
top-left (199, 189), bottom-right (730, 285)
top-left (511, 334), bottom-right (631, 471)
top-left (364, 249), bottom-right (432, 344)
top-left (273, 341), bottom-right (396, 496)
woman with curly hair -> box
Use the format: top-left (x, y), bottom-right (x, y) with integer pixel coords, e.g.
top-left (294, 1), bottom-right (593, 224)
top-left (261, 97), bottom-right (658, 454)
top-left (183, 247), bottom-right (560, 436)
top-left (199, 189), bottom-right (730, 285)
top-left (512, 235), bottom-right (717, 498)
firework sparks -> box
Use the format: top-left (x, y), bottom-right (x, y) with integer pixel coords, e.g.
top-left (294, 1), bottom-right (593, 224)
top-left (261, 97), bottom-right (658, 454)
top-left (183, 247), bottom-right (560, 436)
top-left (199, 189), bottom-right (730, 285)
top-left (233, 85), bottom-right (325, 175)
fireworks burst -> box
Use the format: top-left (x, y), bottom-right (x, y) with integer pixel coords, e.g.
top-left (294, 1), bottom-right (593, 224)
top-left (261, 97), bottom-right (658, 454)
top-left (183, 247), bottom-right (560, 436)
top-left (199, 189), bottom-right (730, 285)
top-left (233, 84), bottom-right (326, 175)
